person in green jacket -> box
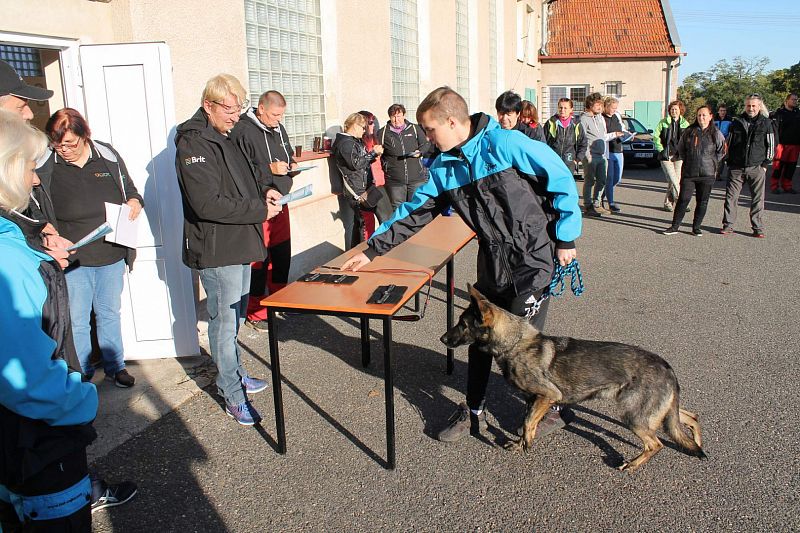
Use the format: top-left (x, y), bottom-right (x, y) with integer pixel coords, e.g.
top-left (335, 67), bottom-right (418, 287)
top-left (653, 101), bottom-right (690, 211)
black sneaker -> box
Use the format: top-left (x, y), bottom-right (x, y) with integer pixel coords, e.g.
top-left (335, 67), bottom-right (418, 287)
top-left (437, 402), bottom-right (487, 442)
top-left (584, 206), bottom-right (602, 217)
top-left (661, 227), bottom-right (679, 235)
top-left (692, 228), bottom-right (703, 237)
top-left (608, 204), bottom-right (622, 213)
top-left (245, 319), bottom-right (269, 332)
top-left (91, 480), bottom-right (138, 513)
top-left (106, 369), bottom-right (135, 388)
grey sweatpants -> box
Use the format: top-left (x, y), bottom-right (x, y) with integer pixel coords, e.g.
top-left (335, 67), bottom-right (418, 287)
top-left (723, 165), bottom-right (766, 231)
top-left (582, 156), bottom-right (608, 207)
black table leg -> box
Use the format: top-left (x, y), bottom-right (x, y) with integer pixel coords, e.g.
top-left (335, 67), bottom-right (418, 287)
top-left (267, 308), bottom-right (286, 454)
top-left (383, 317), bottom-right (395, 470)
top-left (413, 292), bottom-right (420, 313)
top-left (360, 317), bottom-right (370, 367)
top-left (446, 258), bottom-right (454, 375)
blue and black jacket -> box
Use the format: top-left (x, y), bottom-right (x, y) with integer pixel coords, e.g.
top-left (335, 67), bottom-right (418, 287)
top-left (365, 113), bottom-right (581, 297)
top-left (0, 214), bottom-right (97, 492)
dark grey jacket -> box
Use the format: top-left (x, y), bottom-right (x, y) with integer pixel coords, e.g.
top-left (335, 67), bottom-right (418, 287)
top-left (376, 120), bottom-right (432, 186)
top-left (676, 124), bottom-right (727, 178)
top-left (726, 113), bottom-right (776, 169)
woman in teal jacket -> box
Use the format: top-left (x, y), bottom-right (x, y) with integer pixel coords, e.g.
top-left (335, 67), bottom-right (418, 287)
top-left (653, 101), bottom-right (690, 211)
top-left (0, 111), bottom-right (97, 531)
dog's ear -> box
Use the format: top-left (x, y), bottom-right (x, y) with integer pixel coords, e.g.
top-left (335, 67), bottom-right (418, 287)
top-left (468, 284), bottom-right (496, 326)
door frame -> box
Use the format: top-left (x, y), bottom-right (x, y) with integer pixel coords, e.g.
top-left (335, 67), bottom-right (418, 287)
top-left (0, 31), bottom-right (84, 115)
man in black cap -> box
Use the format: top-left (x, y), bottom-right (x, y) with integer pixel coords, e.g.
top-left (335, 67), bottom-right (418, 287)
top-left (0, 59), bottom-right (53, 120)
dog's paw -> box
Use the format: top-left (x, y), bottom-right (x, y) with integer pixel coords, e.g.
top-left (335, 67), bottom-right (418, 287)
top-left (504, 439), bottom-right (525, 453)
top-left (618, 461), bottom-right (641, 472)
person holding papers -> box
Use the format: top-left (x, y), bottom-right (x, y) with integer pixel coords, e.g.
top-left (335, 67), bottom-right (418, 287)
top-left (175, 74), bottom-right (282, 426)
top-left (602, 97), bottom-right (628, 212)
top-left (231, 90), bottom-right (296, 331)
top-left (44, 108), bottom-right (143, 388)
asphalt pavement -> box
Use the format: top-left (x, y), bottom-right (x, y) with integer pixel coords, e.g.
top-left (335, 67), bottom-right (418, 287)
top-left (90, 166), bottom-right (799, 532)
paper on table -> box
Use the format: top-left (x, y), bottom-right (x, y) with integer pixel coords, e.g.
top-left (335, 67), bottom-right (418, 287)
top-left (66, 222), bottom-right (113, 251)
top-left (104, 202), bottom-right (140, 248)
top-left (275, 184), bottom-right (313, 206)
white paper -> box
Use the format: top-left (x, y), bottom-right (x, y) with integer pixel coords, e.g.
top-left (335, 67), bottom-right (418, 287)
top-left (104, 202), bottom-right (140, 248)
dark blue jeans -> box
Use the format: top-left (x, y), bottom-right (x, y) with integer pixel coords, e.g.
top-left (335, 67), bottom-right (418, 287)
top-left (606, 152), bottom-right (624, 206)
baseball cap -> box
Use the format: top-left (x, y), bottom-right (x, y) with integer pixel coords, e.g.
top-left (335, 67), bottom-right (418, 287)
top-left (0, 59), bottom-right (54, 100)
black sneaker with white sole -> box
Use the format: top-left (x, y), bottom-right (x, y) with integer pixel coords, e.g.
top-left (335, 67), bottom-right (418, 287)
top-left (91, 480), bottom-right (138, 513)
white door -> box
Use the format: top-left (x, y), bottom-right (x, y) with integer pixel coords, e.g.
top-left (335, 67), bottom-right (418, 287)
top-left (79, 43), bottom-right (198, 359)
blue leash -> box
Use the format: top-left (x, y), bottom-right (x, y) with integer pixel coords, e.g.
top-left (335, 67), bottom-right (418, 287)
top-left (524, 259), bottom-right (585, 320)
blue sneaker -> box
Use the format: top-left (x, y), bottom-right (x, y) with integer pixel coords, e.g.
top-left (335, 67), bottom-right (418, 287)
top-left (225, 401), bottom-right (262, 426)
top-left (241, 375), bottom-right (269, 394)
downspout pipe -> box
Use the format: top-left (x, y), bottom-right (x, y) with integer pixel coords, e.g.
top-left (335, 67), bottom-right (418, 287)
top-left (665, 57), bottom-right (673, 115)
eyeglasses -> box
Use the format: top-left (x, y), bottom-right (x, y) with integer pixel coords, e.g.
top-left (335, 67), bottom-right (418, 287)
top-left (212, 99), bottom-right (249, 114)
top-left (51, 138), bottom-right (83, 152)
top-left (747, 93), bottom-right (762, 99)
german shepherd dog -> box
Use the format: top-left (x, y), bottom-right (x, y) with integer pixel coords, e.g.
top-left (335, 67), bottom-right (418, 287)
top-left (440, 285), bottom-right (707, 471)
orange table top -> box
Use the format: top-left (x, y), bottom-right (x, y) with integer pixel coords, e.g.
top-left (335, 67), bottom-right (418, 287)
top-left (261, 215), bottom-right (475, 315)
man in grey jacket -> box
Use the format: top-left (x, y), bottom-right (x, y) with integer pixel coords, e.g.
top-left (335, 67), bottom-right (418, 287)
top-left (580, 92), bottom-right (623, 216)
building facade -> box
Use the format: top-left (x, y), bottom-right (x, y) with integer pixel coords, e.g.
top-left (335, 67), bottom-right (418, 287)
top-left (538, 0), bottom-right (682, 130)
top-left (1, 0), bottom-right (553, 359)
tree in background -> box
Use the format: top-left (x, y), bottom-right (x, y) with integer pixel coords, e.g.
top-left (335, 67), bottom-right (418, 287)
top-left (678, 56), bottom-right (784, 121)
top-left (771, 61), bottom-right (800, 98)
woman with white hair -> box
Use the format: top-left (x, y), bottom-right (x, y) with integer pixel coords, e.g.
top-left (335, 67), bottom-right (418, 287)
top-left (0, 110), bottom-right (98, 531)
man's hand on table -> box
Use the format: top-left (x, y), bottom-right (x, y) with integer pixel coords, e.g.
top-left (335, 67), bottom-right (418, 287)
top-left (341, 252), bottom-right (371, 271)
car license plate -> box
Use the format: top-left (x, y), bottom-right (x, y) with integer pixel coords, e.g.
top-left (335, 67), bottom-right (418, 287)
top-left (634, 153), bottom-right (654, 158)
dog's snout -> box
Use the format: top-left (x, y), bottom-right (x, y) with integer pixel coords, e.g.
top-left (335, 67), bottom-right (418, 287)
top-left (439, 331), bottom-right (451, 345)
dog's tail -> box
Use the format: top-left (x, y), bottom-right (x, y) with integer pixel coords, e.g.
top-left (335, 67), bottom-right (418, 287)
top-left (664, 397), bottom-right (707, 460)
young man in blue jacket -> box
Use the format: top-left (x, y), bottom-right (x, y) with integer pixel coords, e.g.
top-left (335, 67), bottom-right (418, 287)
top-left (343, 87), bottom-right (582, 442)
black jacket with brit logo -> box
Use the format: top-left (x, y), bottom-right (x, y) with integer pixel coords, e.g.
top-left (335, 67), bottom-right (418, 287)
top-left (174, 108), bottom-right (271, 269)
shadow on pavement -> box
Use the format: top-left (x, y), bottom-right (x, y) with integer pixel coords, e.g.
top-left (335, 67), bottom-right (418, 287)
top-left (89, 354), bottom-right (227, 531)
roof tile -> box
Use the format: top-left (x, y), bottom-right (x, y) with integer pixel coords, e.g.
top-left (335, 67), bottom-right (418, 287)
top-left (544, 0), bottom-right (676, 57)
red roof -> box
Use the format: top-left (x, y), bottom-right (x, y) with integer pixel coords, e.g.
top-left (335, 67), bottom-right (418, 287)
top-left (542, 0), bottom-right (678, 59)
